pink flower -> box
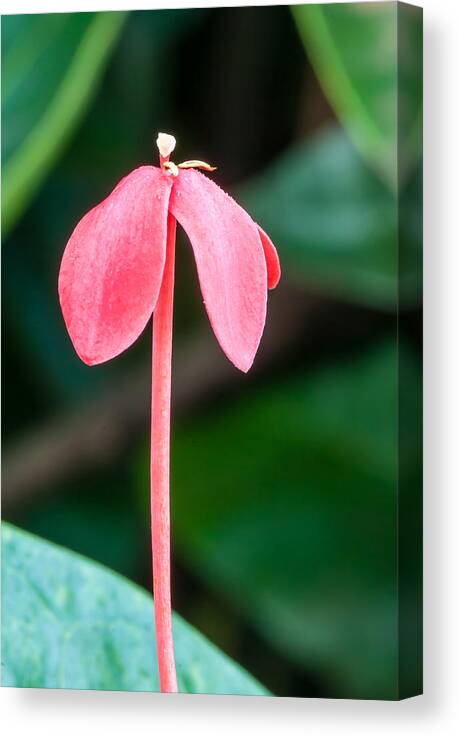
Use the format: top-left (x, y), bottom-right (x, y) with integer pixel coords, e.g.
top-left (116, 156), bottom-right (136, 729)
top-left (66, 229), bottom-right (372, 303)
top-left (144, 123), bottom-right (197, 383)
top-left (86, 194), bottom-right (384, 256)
top-left (58, 133), bottom-right (280, 692)
top-left (59, 133), bottom-right (280, 373)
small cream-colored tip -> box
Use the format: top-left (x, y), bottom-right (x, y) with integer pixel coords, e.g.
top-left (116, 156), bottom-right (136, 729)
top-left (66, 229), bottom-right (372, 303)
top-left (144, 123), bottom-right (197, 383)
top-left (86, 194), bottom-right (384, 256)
top-left (156, 132), bottom-right (176, 159)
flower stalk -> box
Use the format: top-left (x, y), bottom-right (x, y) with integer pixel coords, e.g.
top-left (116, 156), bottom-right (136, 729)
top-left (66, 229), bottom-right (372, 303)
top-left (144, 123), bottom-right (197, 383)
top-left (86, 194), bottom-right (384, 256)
top-left (150, 212), bottom-right (178, 692)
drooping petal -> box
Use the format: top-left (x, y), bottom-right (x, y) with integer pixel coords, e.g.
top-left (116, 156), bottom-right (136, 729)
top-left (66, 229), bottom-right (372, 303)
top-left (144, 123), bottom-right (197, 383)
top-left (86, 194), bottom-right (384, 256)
top-left (256, 225), bottom-right (281, 289)
top-left (169, 169), bottom-right (267, 372)
top-left (59, 166), bottom-right (173, 365)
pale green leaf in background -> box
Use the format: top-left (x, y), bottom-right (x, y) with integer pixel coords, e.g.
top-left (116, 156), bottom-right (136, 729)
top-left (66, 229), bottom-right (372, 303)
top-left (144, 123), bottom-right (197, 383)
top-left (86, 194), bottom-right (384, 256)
top-left (2, 523), bottom-right (269, 695)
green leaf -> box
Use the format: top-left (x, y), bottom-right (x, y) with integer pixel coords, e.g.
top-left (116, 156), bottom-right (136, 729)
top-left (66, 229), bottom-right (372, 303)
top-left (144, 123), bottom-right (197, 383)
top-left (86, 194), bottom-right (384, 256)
top-left (168, 342), bottom-right (422, 699)
top-left (242, 127), bottom-right (422, 309)
top-left (292, 3), bottom-right (422, 189)
top-left (1, 523), bottom-right (269, 695)
top-left (1, 11), bottom-right (127, 236)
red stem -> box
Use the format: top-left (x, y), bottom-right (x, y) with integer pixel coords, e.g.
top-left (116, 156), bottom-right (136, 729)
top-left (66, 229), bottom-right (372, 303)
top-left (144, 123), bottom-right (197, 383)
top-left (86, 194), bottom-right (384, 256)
top-left (150, 213), bottom-right (178, 693)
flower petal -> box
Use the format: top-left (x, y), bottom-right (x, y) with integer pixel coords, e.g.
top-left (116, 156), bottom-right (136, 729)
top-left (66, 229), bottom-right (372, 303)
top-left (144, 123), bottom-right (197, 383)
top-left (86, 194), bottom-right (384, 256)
top-left (59, 166), bottom-right (173, 365)
top-left (169, 169), bottom-right (267, 372)
top-left (257, 225), bottom-right (281, 289)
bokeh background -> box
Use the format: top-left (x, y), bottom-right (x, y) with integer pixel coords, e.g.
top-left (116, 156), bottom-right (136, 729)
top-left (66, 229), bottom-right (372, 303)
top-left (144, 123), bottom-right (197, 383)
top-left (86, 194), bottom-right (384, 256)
top-left (2, 3), bottom-right (422, 699)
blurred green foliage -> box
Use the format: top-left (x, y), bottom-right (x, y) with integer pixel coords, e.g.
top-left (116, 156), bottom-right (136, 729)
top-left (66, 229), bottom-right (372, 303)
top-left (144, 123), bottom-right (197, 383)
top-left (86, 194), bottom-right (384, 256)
top-left (2, 12), bottom-right (127, 236)
top-left (2, 523), bottom-right (269, 694)
top-left (141, 340), bottom-right (421, 700)
top-left (243, 127), bottom-right (422, 308)
top-left (292, 3), bottom-right (422, 189)
top-left (2, 4), bottom-right (422, 698)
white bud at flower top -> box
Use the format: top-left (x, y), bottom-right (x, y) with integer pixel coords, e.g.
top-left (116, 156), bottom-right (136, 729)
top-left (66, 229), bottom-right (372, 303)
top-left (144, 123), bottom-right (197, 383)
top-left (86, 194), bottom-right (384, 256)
top-left (156, 132), bottom-right (176, 159)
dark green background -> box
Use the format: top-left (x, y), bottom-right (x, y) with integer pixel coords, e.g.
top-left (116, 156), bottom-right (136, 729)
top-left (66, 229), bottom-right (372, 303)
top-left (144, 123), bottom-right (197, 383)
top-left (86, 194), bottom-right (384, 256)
top-left (2, 3), bottom-right (422, 699)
